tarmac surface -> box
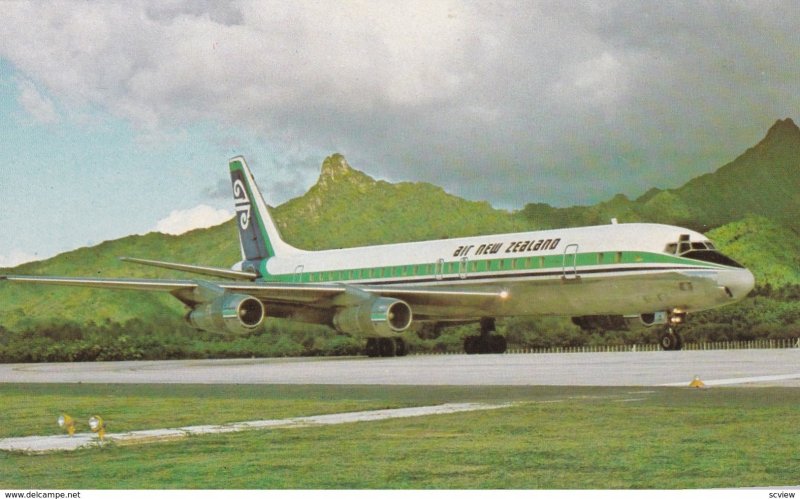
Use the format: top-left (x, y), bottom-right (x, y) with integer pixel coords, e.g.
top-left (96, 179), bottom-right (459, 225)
top-left (2, 349), bottom-right (800, 387)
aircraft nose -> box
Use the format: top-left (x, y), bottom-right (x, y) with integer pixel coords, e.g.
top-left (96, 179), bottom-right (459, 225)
top-left (717, 268), bottom-right (755, 300)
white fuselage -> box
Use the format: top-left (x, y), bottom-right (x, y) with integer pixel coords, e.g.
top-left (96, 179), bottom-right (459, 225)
top-left (253, 223), bottom-right (754, 320)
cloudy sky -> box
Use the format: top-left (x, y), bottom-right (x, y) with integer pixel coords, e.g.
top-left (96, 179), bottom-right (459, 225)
top-left (1, 1), bottom-right (799, 267)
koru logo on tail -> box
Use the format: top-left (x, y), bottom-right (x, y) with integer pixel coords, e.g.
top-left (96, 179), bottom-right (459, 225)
top-left (232, 179), bottom-right (251, 230)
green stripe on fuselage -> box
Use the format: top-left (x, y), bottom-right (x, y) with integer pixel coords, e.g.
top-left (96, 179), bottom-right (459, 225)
top-left (257, 250), bottom-right (725, 285)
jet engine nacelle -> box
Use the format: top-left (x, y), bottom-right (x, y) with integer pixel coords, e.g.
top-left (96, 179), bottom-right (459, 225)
top-left (187, 294), bottom-right (265, 335)
top-left (333, 297), bottom-right (413, 338)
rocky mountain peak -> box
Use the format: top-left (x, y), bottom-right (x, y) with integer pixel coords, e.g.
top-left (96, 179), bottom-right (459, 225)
top-left (316, 153), bottom-right (375, 191)
top-left (319, 153), bottom-right (354, 180)
top-left (757, 118), bottom-right (800, 149)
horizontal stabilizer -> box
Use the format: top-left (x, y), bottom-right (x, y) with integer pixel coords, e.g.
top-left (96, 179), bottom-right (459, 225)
top-left (119, 257), bottom-right (258, 280)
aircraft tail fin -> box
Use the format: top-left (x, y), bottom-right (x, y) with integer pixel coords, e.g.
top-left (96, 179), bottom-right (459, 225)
top-left (228, 156), bottom-right (302, 261)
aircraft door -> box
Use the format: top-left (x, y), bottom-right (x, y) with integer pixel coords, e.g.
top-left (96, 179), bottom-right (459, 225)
top-left (435, 258), bottom-right (445, 281)
top-left (293, 265), bottom-right (304, 283)
top-left (562, 244), bottom-right (579, 280)
top-left (459, 257), bottom-right (469, 279)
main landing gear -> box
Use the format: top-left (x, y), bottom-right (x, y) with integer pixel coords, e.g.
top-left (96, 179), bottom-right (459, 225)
top-left (464, 318), bottom-right (507, 354)
top-left (365, 337), bottom-right (408, 357)
top-left (659, 310), bottom-right (686, 351)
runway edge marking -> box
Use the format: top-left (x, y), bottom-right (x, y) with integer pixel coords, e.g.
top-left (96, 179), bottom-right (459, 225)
top-left (0, 402), bottom-right (512, 455)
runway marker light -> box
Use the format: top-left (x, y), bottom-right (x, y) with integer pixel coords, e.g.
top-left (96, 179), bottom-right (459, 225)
top-left (57, 414), bottom-right (75, 436)
top-left (689, 376), bottom-right (706, 389)
top-left (89, 415), bottom-right (106, 441)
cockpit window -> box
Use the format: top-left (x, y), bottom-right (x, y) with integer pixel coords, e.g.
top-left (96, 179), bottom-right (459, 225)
top-left (664, 238), bottom-right (744, 268)
top-left (682, 250), bottom-right (744, 268)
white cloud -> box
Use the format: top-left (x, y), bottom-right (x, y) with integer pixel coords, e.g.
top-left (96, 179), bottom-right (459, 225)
top-left (570, 52), bottom-right (627, 105)
top-left (154, 205), bottom-right (232, 235)
top-left (0, 1), bottom-right (478, 129)
top-left (16, 78), bottom-right (59, 124)
top-left (0, 250), bottom-right (41, 268)
top-left (1, 1), bottom-right (799, 206)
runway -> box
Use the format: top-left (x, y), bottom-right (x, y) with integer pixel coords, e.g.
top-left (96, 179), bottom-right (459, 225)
top-left (2, 349), bottom-right (800, 386)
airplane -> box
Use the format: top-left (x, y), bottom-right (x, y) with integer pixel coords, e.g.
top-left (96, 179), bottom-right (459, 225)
top-left (1, 156), bottom-right (755, 357)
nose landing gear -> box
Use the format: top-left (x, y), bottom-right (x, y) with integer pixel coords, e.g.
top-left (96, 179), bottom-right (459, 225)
top-left (659, 310), bottom-right (686, 351)
top-left (659, 327), bottom-right (683, 351)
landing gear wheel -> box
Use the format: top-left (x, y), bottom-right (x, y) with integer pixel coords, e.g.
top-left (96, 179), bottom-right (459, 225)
top-left (488, 334), bottom-right (507, 354)
top-left (659, 328), bottom-right (683, 351)
top-left (378, 338), bottom-right (396, 357)
top-left (394, 338), bottom-right (408, 357)
top-left (464, 335), bottom-right (480, 354)
top-left (365, 338), bottom-right (380, 357)
top-left (464, 335), bottom-right (491, 354)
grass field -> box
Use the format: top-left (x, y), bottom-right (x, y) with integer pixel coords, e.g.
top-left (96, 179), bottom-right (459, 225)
top-left (1, 383), bottom-right (799, 489)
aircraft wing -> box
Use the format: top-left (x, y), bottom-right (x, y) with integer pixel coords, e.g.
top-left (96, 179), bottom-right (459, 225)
top-left (1, 275), bottom-right (507, 311)
top-left (1, 275), bottom-right (197, 293)
top-left (230, 282), bottom-right (507, 311)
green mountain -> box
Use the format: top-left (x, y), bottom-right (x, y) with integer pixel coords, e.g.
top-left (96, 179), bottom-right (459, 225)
top-left (2, 121), bottom-right (799, 331)
top-left (517, 118), bottom-right (800, 232)
top-left (671, 118), bottom-right (800, 231)
top-left (275, 153), bottom-right (525, 249)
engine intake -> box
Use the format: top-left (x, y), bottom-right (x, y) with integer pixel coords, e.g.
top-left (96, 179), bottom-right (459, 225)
top-left (187, 294), bottom-right (265, 335)
top-left (333, 298), bottom-right (413, 338)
